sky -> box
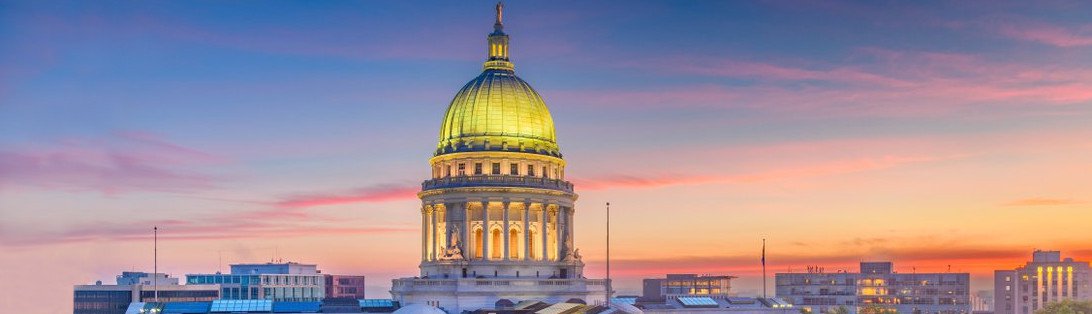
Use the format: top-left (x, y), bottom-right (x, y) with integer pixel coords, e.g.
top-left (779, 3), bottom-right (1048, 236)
top-left (2, 0), bottom-right (1092, 312)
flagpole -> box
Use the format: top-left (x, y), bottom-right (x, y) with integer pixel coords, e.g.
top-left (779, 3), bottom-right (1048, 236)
top-left (154, 226), bottom-right (159, 303)
top-left (762, 238), bottom-right (766, 300)
top-left (605, 202), bottom-right (611, 306)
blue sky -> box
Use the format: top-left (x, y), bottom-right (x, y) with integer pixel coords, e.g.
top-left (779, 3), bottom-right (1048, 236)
top-left (2, 1), bottom-right (1092, 312)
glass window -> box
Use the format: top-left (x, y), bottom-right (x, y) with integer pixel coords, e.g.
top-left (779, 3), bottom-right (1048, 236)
top-left (542, 166), bottom-right (548, 178)
top-left (474, 163), bottom-right (483, 175)
top-left (446, 165), bottom-right (451, 177)
top-left (458, 164), bottom-right (465, 176)
top-left (510, 163), bottom-right (519, 175)
top-left (527, 165), bottom-right (535, 177)
top-left (492, 163), bottom-right (500, 175)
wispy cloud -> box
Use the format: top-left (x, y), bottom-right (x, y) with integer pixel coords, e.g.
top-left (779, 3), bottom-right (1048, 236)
top-left (593, 244), bottom-right (1030, 277)
top-left (566, 49), bottom-right (1092, 117)
top-left (1003, 197), bottom-right (1083, 207)
top-left (0, 132), bottom-right (222, 194)
top-left (573, 155), bottom-right (942, 191)
top-left (275, 184), bottom-right (419, 208)
top-left (0, 218), bottom-right (415, 248)
top-left (997, 22), bottom-right (1092, 47)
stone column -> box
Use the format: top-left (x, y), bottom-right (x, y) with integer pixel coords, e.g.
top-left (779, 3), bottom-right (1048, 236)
top-left (567, 207), bottom-right (575, 254)
top-left (481, 200), bottom-right (490, 260)
top-left (502, 200), bottom-right (510, 261)
top-left (539, 204), bottom-right (548, 261)
top-left (429, 205), bottom-right (437, 261)
top-left (421, 205), bottom-right (427, 261)
top-left (522, 201), bottom-right (531, 261)
top-left (557, 205), bottom-right (566, 259)
top-left (461, 202), bottom-right (470, 260)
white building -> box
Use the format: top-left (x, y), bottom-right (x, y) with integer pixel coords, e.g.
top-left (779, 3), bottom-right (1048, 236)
top-left (994, 250), bottom-right (1091, 314)
top-left (389, 4), bottom-right (607, 313)
top-left (186, 262), bottom-right (326, 301)
top-left (776, 262), bottom-right (970, 314)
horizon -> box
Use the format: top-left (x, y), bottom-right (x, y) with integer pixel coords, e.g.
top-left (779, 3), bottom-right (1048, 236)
top-left (2, 1), bottom-right (1091, 313)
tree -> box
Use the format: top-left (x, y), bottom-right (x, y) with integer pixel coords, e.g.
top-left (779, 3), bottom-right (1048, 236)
top-left (1036, 300), bottom-right (1092, 314)
top-left (827, 306), bottom-right (850, 314)
top-left (859, 304), bottom-right (897, 314)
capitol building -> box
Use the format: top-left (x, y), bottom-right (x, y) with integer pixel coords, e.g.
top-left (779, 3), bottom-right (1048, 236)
top-left (390, 4), bottom-right (609, 313)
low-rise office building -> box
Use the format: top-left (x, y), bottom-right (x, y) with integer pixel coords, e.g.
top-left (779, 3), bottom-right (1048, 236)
top-left (994, 250), bottom-right (1091, 314)
top-left (776, 262), bottom-right (970, 314)
top-left (115, 272), bottom-right (179, 286)
top-left (325, 274), bottom-right (366, 299)
top-left (186, 262), bottom-right (326, 301)
top-left (642, 274), bottom-right (736, 302)
top-left (74, 277), bottom-right (219, 314)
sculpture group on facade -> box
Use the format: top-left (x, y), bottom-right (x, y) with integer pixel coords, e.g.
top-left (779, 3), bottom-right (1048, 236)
top-left (561, 233), bottom-right (582, 262)
top-left (438, 226), bottom-right (465, 261)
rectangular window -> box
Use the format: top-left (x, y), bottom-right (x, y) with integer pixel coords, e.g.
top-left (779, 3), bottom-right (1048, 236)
top-left (458, 163), bottom-right (465, 176)
top-left (492, 163), bottom-right (501, 175)
top-left (527, 165), bottom-right (535, 177)
top-left (446, 165), bottom-right (452, 177)
top-left (510, 163), bottom-right (519, 175)
top-left (542, 166), bottom-right (548, 178)
top-left (474, 163), bottom-right (483, 175)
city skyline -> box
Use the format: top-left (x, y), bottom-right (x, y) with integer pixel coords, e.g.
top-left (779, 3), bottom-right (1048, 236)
top-left (2, 1), bottom-right (1092, 313)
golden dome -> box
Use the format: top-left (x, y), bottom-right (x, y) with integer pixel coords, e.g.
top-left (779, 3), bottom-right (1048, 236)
top-left (435, 6), bottom-right (560, 157)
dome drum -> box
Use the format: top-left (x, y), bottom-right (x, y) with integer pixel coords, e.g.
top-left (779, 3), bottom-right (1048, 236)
top-left (422, 176), bottom-right (574, 193)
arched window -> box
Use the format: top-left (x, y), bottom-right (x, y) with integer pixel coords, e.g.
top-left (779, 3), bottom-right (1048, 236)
top-left (474, 229), bottom-right (483, 259)
top-left (509, 230), bottom-right (519, 259)
top-left (491, 229), bottom-right (502, 259)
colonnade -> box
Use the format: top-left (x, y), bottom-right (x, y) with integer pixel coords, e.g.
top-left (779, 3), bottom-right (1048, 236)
top-left (421, 200), bottom-right (574, 263)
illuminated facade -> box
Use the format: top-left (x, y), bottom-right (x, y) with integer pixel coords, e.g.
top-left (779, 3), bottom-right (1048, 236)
top-left (994, 250), bottom-right (1091, 314)
top-left (186, 262), bottom-right (326, 301)
top-left (776, 262), bottom-right (970, 314)
top-left (74, 281), bottom-right (219, 314)
top-left (390, 4), bottom-right (606, 312)
top-left (642, 274), bottom-right (737, 302)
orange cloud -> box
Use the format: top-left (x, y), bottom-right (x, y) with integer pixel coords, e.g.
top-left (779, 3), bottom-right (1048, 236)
top-left (1003, 197), bottom-right (1083, 207)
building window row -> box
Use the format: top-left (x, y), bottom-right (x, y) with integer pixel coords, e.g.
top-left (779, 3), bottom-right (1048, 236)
top-left (432, 158), bottom-right (563, 180)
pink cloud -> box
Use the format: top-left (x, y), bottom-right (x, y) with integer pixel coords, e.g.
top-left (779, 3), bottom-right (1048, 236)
top-left (276, 184), bottom-right (419, 208)
top-left (573, 154), bottom-right (941, 191)
top-left (0, 132), bottom-right (223, 194)
top-left (997, 22), bottom-right (1092, 47)
top-left (0, 217), bottom-right (415, 248)
top-left (567, 48), bottom-right (1092, 117)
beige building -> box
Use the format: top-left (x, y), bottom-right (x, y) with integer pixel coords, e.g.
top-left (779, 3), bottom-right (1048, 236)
top-left (994, 250), bottom-right (1091, 314)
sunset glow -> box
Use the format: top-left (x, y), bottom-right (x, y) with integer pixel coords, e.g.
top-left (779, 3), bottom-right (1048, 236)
top-left (2, 1), bottom-right (1091, 313)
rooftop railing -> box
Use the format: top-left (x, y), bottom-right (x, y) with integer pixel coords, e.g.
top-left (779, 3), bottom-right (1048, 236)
top-left (422, 175), bottom-right (574, 193)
